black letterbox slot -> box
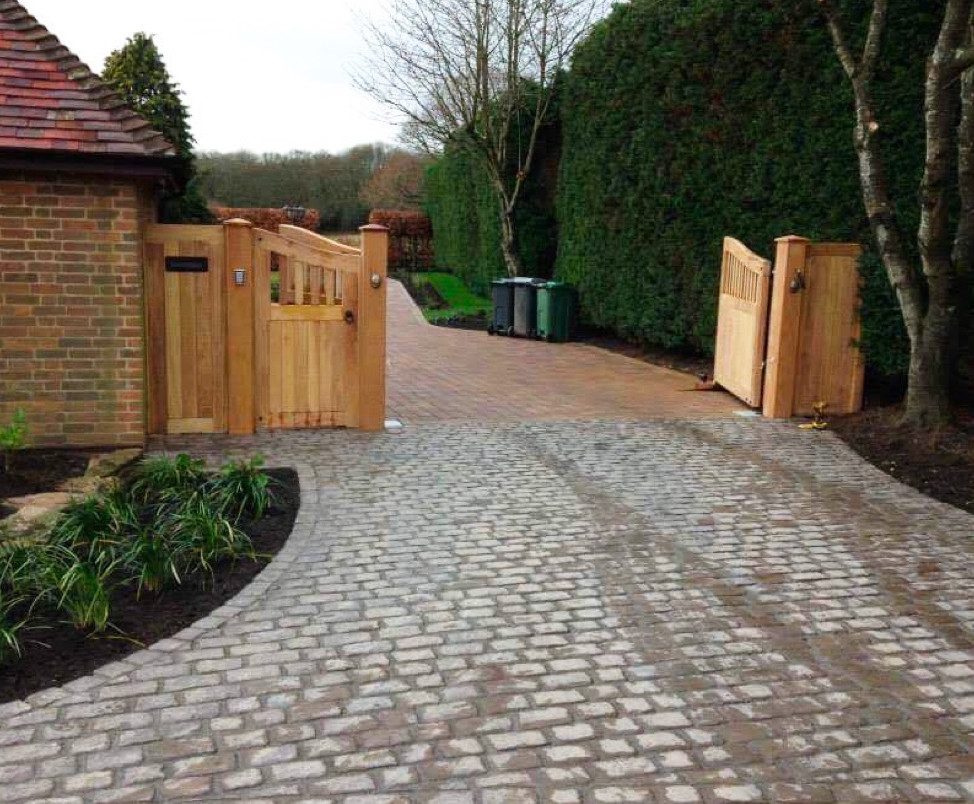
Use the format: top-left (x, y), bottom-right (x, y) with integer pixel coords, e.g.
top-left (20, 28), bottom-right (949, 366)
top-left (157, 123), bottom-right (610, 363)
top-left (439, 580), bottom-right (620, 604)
top-left (165, 257), bottom-right (209, 273)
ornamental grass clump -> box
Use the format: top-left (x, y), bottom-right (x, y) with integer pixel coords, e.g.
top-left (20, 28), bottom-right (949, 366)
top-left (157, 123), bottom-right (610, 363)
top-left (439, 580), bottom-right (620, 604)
top-left (209, 456), bottom-right (273, 522)
top-left (0, 591), bottom-right (27, 662)
top-left (0, 452), bottom-right (272, 660)
top-left (130, 453), bottom-right (209, 505)
top-left (169, 496), bottom-right (252, 579)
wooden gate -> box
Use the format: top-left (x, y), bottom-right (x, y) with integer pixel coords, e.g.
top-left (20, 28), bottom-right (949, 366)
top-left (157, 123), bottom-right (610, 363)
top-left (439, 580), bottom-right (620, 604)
top-left (763, 237), bottom-right (865, 418)
top-left (145, 225), bottom-right (227, 435)
top-left (712, 237), bottom-right (772, 407)
top-left (145, 220), bottom-right (388, 436)
top-left (254, 226), bottom-right (362, 429)
top-left (713, 234), bottom-right (865, 418)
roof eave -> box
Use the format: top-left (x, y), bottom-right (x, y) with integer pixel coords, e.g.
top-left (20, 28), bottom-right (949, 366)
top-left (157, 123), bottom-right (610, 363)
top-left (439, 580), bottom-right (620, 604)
top-left (0, 148), bottom-right (180, 184)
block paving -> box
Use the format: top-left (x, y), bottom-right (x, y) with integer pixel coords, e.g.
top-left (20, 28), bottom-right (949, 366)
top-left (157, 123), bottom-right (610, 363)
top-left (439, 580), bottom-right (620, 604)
top-left (385, 280), bottom-right (740, 423)
top-left (2, 418), bottom-right (974, 801)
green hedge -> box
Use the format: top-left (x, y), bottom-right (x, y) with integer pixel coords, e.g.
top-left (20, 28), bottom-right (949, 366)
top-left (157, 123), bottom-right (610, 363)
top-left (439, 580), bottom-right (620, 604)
top-left (424, 119), bottom-right (560, 296)
top-left (555, 0), bottom-right (941, 375)
top-left (424, 149), bottom-right (504, 295)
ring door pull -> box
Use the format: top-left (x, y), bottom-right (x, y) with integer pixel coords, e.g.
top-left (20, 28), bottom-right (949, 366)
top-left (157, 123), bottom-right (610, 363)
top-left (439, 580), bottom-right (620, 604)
top-left (344, 309), bottom-right (355, 325)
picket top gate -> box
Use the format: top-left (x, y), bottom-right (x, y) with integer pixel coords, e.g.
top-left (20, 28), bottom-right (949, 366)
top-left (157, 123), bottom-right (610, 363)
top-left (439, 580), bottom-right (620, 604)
top-left (712, 237), bottom-right (772, 408)
top-left (713, 234), bottom-right (865, 418)
top-left (145, 220), bottom-right (388, 437)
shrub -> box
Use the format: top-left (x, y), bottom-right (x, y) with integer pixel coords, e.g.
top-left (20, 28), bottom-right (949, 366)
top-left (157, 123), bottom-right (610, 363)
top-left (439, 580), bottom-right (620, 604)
top-left (123, 527), bottom-right (182, 597)
top-left (49, 543), bottom-right (120, 632)
top-left (554, 0), bottom-right (935, 376)
top-left (0, 592), bottom-right (27, 663)
top-left (170, 497), bottom-right (253, 578)
top-left (211, 206), bottom-right (321, 232)
top-left (0, 408), bottom-right (27, 474)
top-left (0, 452), bottom-right (272, 646)
top-left (368, 210), bottom-right (434, 271)
top-left (48, 490), bottom-right (137, 554)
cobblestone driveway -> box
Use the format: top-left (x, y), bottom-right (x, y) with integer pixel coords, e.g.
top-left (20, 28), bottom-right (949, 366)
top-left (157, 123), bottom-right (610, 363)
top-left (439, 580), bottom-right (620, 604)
top-left (2, 420), bottom-right (973, 801)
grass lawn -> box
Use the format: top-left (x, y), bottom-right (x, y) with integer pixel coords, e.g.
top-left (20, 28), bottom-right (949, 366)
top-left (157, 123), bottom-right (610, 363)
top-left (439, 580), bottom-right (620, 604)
top-left (410, 272), bottom-right (492, 322)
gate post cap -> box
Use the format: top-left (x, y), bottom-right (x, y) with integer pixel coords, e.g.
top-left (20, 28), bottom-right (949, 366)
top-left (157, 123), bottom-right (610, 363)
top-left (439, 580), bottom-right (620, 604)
top-left (359, 223), bottom-right (389, 233)
top-left (775, 234), bottom-right (810, 243)
top-left (224, 218), bottom-right (253, 227)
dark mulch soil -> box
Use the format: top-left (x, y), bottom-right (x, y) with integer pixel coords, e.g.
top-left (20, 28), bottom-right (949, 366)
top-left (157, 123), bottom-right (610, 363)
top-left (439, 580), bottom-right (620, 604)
top-left (831, 406), bottom-right (974, 515)
top-left (0, 448), bottom-right (101, 507)
top-left (0, 467), bottom-right (300, 704)
top-left (396, 273), bottom-right (490, 331)
top-left (397, 274), bottom-right (447, 310)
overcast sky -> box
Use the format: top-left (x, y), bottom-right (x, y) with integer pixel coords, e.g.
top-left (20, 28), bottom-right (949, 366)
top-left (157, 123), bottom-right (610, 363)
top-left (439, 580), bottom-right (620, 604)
top-left (26, 0), bottom-right (401, 155)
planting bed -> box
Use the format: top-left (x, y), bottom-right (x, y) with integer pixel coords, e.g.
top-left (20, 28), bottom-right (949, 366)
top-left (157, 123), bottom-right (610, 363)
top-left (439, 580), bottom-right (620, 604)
top-left (0, 449), bottom-right (97, 508)
top-left (831, 407), bottom-right (974, 515)
top-left (0, 467), bottom-right (299, 704)
top-left (398, 271), bottom-right (492, 330)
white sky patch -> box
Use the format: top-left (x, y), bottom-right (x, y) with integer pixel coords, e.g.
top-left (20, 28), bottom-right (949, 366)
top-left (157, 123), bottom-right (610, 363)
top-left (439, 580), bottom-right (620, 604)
top-left (25, 0), bottom-right (402, 153)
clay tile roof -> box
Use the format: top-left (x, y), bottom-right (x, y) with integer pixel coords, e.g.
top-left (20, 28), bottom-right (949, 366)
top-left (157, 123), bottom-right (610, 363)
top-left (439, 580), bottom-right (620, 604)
top-left (0, 0), bottom-right (176, 157)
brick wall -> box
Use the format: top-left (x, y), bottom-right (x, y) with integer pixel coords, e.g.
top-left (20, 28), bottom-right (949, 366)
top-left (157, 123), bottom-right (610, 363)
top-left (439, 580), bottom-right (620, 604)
top-left (0, 172), bottom-right (157, 447)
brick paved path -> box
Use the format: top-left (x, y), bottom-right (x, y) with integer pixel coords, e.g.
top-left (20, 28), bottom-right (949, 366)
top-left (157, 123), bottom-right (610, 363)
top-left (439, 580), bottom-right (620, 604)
top-left (3, 420), bottom-right (974, 801)
top-left (386, 280), bottom-right (740, 422)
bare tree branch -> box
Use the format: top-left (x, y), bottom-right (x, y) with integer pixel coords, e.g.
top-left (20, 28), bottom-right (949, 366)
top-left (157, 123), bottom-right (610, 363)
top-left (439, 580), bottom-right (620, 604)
top-left (951, 45), bottom-right (974, 75)
top-left (356, 0), bottom-right (605, 275)
top-left (818, 0), bottom-right (859, 80)
top-left (860, 0), bottom-right (888, 83)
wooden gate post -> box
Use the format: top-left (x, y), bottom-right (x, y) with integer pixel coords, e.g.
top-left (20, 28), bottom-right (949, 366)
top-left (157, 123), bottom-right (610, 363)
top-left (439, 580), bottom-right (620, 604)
top-left (762, 235), bottom-right (808, 418)
top-left (225, 218), bottom-right (256, 435)
top-left (358, 224), bottom-right (389, 431)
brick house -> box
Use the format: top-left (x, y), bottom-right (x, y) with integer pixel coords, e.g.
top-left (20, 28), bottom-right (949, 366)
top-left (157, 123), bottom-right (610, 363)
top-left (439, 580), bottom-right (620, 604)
top-left (0, 0), bottom-right (177, 447)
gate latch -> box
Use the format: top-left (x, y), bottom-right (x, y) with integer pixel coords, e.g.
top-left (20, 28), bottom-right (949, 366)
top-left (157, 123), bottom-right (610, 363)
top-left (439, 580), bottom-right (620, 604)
top-left (789, 270), bottom-right (806, 293)
top-left (344, 309), bottom-right (355, 325)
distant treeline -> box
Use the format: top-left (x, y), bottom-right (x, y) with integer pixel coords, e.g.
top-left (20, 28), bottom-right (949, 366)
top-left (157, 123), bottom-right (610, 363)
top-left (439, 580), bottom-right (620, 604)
top-left (197, 145), bottom-right (426, 233)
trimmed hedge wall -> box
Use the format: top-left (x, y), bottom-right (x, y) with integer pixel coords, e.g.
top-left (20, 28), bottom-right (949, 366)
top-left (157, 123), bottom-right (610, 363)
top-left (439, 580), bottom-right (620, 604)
top-left (425, 149), bottom-right (505, 295)
top-left (555, 0), bottom-right (941, 375)
top-left (425, 118), bottom-right (560, 296)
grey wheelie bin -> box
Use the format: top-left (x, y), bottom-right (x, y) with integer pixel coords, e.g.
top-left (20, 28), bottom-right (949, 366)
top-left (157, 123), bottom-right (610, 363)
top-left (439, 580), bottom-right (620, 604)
top-left (488, 278), bottom-right (515, 335)
top-left (513, 278), bottom-right (543, 337)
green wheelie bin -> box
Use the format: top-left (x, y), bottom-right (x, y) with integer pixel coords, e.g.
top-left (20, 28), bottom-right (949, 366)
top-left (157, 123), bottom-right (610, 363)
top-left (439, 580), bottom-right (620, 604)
top-left (536, 281), bottom-right (576, 342)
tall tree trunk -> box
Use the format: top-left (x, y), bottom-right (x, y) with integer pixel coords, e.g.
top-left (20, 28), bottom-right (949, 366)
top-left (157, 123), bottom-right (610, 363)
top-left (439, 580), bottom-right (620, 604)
top-left (499, 205), bottom-right (523, 277)
top-left (903, 0), bottom-right (972, 426)
top-left (821, 0), bottom-right (972, 428)
top-left (905, 313), bottom-right (954, 425)
top-left (489, 170), bottom-right (524, 277)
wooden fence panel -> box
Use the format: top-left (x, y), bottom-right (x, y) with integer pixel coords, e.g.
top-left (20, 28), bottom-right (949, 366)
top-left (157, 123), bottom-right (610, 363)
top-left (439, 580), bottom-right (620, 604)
top-left (712, 237), bottom-right (772, 407)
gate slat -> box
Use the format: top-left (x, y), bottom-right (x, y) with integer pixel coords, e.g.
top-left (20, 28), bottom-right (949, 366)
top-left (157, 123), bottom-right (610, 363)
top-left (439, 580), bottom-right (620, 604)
top-left (292, 261), bottom-right (305, 305)
top-left (309, 265), bottom-right (322, 305)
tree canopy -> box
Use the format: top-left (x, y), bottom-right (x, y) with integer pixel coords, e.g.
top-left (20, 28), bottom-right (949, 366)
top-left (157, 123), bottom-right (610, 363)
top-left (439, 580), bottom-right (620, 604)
top-left (198, 145), bottom-right (405, 232)
top-left (102, 33), bottom-right (212, 223)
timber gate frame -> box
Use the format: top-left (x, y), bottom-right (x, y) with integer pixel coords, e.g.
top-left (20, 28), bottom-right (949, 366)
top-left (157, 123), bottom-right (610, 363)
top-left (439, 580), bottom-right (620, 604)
top-left (145, 220), bottom-right (388, 436)
top-left (713, 235), bottom-right (865, 418)
top-left (712, 237), bottom-right (772, 408)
